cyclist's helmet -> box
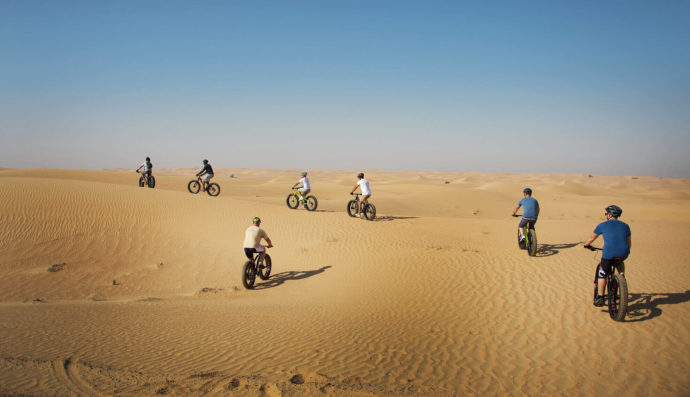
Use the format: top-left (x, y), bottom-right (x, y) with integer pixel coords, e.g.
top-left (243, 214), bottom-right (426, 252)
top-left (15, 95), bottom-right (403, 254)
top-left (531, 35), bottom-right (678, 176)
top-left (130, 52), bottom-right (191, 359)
top-left (523, 187), bottom-right (532, 195)
top-left (301, 172), bottom-right (307, 177)
top-left (605, 205), bottom-right (622, 218)
top-left (252, 216), bottom-right (261, 224)
top-left (203, 159), bottom-right (208, 164)
top-left (357, 172), bottom-right (364, 178)
top-left (146, 157), bottom-right (150, 161)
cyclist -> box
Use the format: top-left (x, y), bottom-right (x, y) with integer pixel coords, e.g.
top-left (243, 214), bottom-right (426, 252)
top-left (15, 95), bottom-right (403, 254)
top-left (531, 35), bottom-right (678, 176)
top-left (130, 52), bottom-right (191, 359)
top-left (291, 171), bottom-right (311, 208)
top-left (243, 217), bottom-right (273, 264)
top-left (196, 159), bottom-right (214, 192)
top-left (584, 205), bottom-right (631, 306)
top-left (511, 187), bottom-right (540, 242)
top-left (136, 157), bottom-right (153, 180)
top-left (350, 172), bottom-right (371, 217)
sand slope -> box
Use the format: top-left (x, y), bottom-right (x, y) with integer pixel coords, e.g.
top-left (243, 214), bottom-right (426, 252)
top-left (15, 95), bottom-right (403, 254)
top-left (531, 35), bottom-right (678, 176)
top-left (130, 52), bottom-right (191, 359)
top-left (1, 168), bottom-right (689, 396)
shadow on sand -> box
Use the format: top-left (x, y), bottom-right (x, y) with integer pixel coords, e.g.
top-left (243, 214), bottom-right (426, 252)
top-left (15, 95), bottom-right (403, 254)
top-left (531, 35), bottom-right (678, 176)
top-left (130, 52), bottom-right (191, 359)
top-left (373, 216), bottom-right (418, 222)
top-left (535, 242), bottom-right (583, 257)
top-left (254, 266), bottom-right (332, 290)
top-left (624, 290), bottom-right (690, 322)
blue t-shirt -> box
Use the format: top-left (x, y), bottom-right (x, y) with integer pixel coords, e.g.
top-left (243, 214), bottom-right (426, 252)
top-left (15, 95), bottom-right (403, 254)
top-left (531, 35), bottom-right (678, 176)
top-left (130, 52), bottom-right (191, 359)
top-left (518, 197), bottom-right (539, 219)
top-left (593, 219), bottom-right (631, 260)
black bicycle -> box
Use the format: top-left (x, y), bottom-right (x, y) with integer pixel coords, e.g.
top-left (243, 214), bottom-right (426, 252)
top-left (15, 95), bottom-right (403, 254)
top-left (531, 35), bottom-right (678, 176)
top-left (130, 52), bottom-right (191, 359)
top-left (137, 170), bottom-right (156, 188)
top-left (242, 248), bottom-right (272, 289)
top-left (512, 214), bottom-right (537, 256)
top-left (188, 175), bottom-right (220, 197)
top-left (585, 245), bottom-right (628, 321)
top-left (347, 193), bottom-right (376, 220)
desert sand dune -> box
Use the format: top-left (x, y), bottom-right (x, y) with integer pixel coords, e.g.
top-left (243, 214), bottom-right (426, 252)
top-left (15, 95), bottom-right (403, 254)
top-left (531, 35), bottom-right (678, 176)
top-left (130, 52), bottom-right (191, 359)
top-left (1, 168), bottom-right (689, 396)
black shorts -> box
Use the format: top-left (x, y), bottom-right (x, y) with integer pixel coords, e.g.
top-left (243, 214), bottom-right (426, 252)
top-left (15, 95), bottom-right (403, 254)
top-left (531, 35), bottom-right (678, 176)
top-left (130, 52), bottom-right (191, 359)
top-left (244, 248), bottom-right (258, 260)
top-left (597, 258), bottom-right (623, 279)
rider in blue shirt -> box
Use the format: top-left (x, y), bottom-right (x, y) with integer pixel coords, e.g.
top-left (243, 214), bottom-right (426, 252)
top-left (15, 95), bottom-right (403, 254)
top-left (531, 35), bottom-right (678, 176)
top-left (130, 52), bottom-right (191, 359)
top-left (584, 205), bottom-right (631, 306)
top-left (512, 188), bottom-right (540, 242)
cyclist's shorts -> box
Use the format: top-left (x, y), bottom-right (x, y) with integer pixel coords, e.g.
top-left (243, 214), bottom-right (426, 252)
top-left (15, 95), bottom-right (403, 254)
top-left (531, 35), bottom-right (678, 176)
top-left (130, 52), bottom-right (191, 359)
top-left (597, 258), bottom-right (622, 279)
top-left (361, 194), bottom-right (371, 201)
top-left (299, 188), bottom-right (311, 195)
top-left (244, 246), bottom-right (265, 260)
top-left (518, 218), bottom-right (536, 228)
top-left (142, 170), bottom-right (151, 177)
top-left (203, 174), bottom-right (214, 182)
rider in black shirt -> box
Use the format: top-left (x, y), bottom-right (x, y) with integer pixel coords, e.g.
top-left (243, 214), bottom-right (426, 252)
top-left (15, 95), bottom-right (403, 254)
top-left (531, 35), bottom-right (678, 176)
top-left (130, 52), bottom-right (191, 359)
top-left (196, 159), bottom-right (214, 192)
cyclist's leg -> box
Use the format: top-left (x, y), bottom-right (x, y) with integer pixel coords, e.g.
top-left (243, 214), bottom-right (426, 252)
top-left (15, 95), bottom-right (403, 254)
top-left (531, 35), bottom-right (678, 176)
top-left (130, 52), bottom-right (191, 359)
top-left (256, 245), bottom-right (266, 264)
top-left (518, 218), bottom-right (528, 240)
top-left (597, 259), bottom-right (614, 296)
top-left (244, 248), bottom-right (256, 260)
top-left (360, 195), bottom-right (370, 214)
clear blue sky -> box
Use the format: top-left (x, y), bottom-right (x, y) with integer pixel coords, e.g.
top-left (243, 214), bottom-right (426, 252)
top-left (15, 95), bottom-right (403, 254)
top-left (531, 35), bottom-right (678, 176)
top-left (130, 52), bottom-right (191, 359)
top-left (1, 1), bottom-right (689, 177)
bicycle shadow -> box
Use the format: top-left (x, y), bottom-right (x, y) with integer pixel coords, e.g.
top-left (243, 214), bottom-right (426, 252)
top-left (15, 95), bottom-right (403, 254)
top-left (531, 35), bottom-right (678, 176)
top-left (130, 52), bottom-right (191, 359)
top-left (254, 266), bottom-right (332, 290)
top-left (373, 216), bottom-right (418, 222)
top-left (624, 290), bottom-right (690, 322)
top-left (535, 242), bottom-right (583, 257)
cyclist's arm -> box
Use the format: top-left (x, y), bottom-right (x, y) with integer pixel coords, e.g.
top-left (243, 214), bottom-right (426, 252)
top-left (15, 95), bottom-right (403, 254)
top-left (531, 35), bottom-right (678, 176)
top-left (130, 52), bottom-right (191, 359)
top-left (196, 169), bottom-right (206, 176)
top-left (511, 204), bottom-right (521, 216)
top-left (584, 233), bottom-right (599, 246)
top-left (351, 183), bottom-right (360, 194)
top-left (536, 204), bottom-right (540, 217)
top-left (627, 235), bottom-right (631, 251)
top-left (292, 182), bottom-right (301, 188)
top-left (136, 165), bottom-right (143, 172)
top-left (263, 235), bottom-right (273, 248)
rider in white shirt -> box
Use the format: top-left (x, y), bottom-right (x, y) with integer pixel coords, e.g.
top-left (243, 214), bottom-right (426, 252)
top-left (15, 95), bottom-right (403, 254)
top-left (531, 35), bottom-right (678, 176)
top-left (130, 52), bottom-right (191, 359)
top-left (291, 172), bottom-right (311, 208)
top-left (136, 157), bottom-right (153, 178)
top-left (350, 172), bottom-right (371, 217)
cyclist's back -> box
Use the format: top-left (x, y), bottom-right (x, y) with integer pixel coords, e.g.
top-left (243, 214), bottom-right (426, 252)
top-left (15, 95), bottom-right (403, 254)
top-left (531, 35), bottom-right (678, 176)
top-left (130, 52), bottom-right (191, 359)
top-left (594, 218), bottom-right (631, 260)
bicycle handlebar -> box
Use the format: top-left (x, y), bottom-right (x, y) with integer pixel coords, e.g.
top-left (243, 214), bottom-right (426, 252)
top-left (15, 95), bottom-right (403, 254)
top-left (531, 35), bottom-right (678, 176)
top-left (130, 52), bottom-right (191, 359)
top-left (512, 214), bottom-right (520, 217)
top-left (584, 245), bottom-right (602, 251)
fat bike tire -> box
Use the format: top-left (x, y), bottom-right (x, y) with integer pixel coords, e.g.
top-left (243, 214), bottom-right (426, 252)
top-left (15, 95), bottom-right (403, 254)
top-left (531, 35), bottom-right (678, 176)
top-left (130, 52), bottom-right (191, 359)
top-left (207, 183), bottom-right (221, 197)
top-left (347, 200), bottom-right (358, 217)
top-left (364, 203), bottom-right (376, 221)
top-left (608, 274), bottom-right (628, 321)
top-left (286, 194), bottom-right (299, 209)
top-left (258, 254), bottom-right (272, 280)
top-left (147, 175), bottom-right (156, 188)
top-left (242, 261), bottom-right (256, 289)
top-left (139, 176), bottom-right (145, 187)
top-left (305, 196), bottom-right (318, 211)
top-left (188, 180), bottom-right (201, 194)
top-left (527, 228), bottom-right (537, 256)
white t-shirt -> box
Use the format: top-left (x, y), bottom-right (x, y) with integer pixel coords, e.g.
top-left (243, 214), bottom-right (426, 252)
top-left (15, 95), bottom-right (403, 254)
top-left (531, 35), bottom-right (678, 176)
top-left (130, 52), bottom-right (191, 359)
top-left (357, 179), bottom-right (371, 195)
top-left (299, 177), bottom-right (310, 190)
top-left (140, 161), bottom-right (151, 172)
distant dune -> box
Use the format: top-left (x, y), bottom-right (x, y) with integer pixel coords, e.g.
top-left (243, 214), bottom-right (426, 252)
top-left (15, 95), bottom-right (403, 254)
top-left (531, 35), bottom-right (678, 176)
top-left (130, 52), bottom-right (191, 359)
top-left (1, 168), bottom-right (689, 396)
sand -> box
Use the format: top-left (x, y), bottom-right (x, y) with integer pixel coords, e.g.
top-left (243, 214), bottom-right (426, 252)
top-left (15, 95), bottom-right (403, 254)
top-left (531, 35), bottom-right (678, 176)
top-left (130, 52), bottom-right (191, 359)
top-left (0, 168), bottom-right (689, 396)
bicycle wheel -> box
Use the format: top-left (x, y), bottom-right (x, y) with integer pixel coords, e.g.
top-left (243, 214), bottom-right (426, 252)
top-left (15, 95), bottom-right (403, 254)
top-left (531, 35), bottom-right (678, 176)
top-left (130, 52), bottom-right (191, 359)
top-left (608, 274), bottom-right (628, 321)
top-left (188, 180), bottom-right (201, 194)
top-left (286, 194), bottom-right (299, 209)
top-left (139, 175), bottom-right (145, 187)
top-left (242, 261), bottom-right (256, 289)
top-left (347, 200), bottom-right (358, 217)
top-left (527, 228), bottom-right (537, 257)
top-left (147, 175), bottom-right (156, 188)
top-left (258, 254), bottom-right (272, 280)
top-left (206, 183), bottom-right (221, 197)
top-left (363, 203), bottom-right (376, 221)
top-left (305, 196), bottom-right (318, 211)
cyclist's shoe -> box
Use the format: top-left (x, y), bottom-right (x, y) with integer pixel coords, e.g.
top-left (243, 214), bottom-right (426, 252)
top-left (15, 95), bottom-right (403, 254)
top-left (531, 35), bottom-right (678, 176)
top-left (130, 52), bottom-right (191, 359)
top-left (519, 234), bottom-right (526, 243)
top-left (354, 213), bottom-right (361, 217)
top-left (594, 296), bottom-right (605, 307)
